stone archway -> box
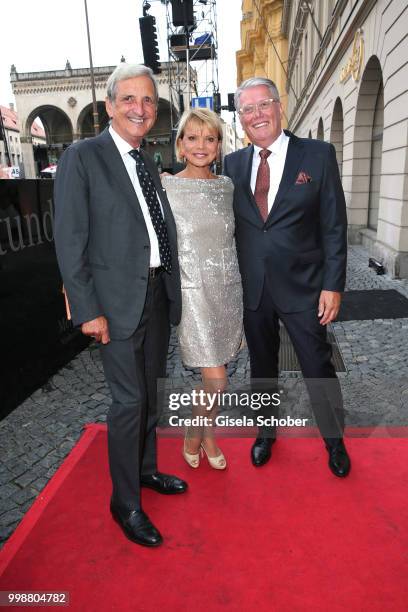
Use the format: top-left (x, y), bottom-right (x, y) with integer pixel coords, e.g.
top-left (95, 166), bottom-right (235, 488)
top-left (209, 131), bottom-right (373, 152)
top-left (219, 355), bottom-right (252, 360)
top-left (351, 55), bottom-right (383, 233)
top-left (317, 117), bottom-right (324, 140)
top-left (368, 80), bottom-right (383, 230)
top-left (330, 98), bottom-right (344, 178)
top-left (26, 105), bottom-right (73, 145)
top-left (25, 106), bottom-right (74, 175)
top-left (77, 102), bottom-right (110, 139)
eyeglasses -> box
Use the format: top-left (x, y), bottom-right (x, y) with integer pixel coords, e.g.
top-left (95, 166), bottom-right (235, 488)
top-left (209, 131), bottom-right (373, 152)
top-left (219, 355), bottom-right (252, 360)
top-left (238, 98), bottom-right (280, 116)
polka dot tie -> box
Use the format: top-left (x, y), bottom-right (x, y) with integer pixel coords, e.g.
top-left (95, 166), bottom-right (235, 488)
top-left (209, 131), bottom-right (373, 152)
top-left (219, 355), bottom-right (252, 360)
top-left (254, 148), bottom-right (271, 222)
top-left (129, 149), bottom-right (172, 272)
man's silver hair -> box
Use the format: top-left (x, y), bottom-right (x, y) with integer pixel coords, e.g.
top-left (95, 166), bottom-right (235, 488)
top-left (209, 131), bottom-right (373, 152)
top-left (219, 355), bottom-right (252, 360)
top-left (234, 77), bottom-right (280, 112)
top-left (106, 63), bottom-right (158, 103)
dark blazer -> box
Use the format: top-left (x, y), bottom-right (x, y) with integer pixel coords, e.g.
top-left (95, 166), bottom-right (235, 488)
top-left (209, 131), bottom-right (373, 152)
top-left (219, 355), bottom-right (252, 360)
top-left (223, 131), bottom-right (347, 313)
top-left (54, 128), bottom-right (181, 339)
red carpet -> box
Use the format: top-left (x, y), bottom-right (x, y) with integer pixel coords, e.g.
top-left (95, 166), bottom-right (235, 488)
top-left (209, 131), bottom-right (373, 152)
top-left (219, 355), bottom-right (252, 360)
top-left (1, 424), bottom-right (407, 611)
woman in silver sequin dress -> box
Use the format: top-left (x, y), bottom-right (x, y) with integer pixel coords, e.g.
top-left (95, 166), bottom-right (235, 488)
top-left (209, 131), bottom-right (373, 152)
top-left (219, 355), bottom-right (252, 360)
top-left (162, 108), bottom-right (243, 470)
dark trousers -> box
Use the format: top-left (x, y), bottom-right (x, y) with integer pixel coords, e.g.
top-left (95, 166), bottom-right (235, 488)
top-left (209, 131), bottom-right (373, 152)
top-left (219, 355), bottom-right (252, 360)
top-left (244, 280), bottom-right (344, 441)
top-left (100, 274), bottom-right (170, 513)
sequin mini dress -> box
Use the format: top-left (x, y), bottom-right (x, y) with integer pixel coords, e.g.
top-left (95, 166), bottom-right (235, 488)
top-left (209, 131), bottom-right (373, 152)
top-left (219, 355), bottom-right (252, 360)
top-left (162, 175), bottom-right (243, 368)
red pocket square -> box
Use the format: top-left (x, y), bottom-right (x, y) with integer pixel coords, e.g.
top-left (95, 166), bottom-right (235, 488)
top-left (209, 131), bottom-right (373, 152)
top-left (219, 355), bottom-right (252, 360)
top-left (295, 171), bottom-right (312, 184)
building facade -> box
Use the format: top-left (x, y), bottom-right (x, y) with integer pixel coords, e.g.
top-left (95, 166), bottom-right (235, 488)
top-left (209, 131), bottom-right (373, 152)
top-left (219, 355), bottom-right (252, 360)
top-left (236, 0), bottom-right (288, 126)
top-left (10, 61), bottom-right (192, 178)
top-left (221, 119), bottom-right (243, 157)
top-left (283, 0), bottom-right (408, 278)
top-left (0, 104), bottom-right (45, 175)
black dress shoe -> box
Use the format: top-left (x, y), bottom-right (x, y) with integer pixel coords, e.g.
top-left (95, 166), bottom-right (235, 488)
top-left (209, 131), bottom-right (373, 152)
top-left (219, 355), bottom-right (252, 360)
top-left (110, 503), bottom-right (162, 547)
top-left (251, 437), bottom-right (275, 467)
top-left (325, 440), bottom-right (351, 477)
top-left (140, 472), bottom-right (188, 494)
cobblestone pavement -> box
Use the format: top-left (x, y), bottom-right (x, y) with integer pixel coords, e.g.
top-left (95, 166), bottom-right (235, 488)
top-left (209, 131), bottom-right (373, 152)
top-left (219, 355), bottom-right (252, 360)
top-left (1, 245), bottom-right (408, 546)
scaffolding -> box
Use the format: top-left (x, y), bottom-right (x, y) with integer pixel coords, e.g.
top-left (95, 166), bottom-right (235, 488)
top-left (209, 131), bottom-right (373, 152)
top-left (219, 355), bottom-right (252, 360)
top-left (164, 0), bottom-right (219, 133)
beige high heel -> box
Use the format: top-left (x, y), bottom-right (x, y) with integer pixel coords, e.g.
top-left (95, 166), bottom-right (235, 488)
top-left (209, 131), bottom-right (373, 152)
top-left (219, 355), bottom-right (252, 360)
top-left (182, 437), bottom-right (201, 468)
top-left (200, 443), bottom-right (227, 470)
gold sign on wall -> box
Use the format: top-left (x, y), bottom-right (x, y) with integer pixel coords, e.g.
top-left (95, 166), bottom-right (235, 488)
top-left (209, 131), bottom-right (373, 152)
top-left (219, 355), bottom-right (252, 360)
top-left (340, 29), bottom-right (364, 83)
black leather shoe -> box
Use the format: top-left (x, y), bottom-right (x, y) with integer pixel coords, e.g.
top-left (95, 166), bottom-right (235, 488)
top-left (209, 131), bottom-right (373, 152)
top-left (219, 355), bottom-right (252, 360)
top-left (325, 440), bottom-right (351, 477)
top-left (140, 472), bottom-right (188, 494)
top-left (251, 437), bottom-right (275, 467)
top-left (110, 503), bottom-right (162, 547)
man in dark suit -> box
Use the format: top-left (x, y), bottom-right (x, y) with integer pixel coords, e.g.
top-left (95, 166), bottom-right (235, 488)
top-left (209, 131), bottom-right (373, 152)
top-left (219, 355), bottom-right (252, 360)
top-left (224, 77), bottom-right (350, 477)
top-left (54, 64), bottom-right (187, 547)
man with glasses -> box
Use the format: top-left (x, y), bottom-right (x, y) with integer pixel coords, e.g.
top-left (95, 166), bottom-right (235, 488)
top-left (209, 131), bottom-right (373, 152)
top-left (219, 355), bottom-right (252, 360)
top-left (224, 77), bottom-right (350, 477)
top-left (54, 64), bottom-right (187, 547)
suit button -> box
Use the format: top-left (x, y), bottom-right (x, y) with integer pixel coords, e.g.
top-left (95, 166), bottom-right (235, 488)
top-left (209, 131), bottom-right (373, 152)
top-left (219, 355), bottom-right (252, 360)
top-left (144, 245), bottom-right (149, 250)
top-left (141, 276), bottom-right (147, 281)
top-left (263, 230), bottom-right (267, 233)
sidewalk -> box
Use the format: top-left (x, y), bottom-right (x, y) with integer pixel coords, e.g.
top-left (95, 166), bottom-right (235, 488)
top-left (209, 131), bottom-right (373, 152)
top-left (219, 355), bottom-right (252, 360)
top-left (1, 245), bottom-right (408, 546)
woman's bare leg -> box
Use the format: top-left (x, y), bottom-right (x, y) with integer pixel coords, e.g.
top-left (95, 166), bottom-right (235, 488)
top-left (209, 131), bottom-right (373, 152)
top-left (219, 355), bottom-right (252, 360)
top-left (201, 365), bottom-right (227, 457)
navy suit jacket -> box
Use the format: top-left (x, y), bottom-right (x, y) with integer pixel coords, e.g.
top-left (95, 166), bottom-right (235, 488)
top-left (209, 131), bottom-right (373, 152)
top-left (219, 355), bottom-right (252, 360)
top-left (223, 131), bottom-right (347, 313)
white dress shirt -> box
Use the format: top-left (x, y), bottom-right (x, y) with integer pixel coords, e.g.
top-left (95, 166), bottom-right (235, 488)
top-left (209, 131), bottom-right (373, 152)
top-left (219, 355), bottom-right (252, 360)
top-left (250, 130), bottom-right (290, 214)
top-left (109, 125), bottom-right (161, 267)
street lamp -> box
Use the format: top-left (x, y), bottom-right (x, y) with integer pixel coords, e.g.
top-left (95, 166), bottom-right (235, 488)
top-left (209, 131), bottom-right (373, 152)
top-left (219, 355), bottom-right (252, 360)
top-left (84, 0), bottom-right (99, 135)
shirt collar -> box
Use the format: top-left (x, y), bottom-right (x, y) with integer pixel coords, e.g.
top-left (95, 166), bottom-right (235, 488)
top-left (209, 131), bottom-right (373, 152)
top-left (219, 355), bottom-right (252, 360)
top-left (109, 125), bottom-right (139, 157)
top-left (253, 130), bottom-right (288, 158)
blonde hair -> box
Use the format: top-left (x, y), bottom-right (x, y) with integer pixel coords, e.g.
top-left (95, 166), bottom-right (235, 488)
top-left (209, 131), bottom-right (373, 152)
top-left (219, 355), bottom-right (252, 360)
top-left (175, 108), bottom-right (223, 162)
